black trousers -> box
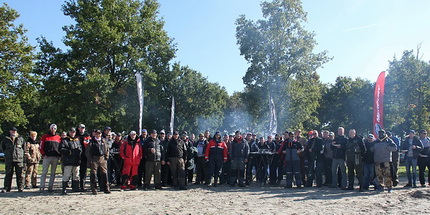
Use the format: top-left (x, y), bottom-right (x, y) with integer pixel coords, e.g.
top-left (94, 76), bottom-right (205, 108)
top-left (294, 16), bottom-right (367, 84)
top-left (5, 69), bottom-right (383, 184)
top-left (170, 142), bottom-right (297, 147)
top-left (418, 156), bottom-right (430, 185)
top-left (4, 161), bottom-right (24, 191)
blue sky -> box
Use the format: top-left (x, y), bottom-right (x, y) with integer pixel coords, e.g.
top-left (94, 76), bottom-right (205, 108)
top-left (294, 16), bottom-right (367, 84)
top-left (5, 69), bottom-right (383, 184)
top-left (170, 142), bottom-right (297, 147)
top-left (3, 0), bottom-right (430, 95)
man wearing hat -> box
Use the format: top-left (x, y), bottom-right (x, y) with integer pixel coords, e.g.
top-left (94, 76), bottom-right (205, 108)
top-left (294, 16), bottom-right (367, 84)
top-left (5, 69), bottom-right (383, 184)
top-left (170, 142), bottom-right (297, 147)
top-left (86, 129), bottom-right (111, 194)
top-left (417, 129), bottom-right (430, 187)
top-left (1, 127), bottom-right (25, 192)
top-left (401, 130), bottom-right (423, 188)
top-left (39, 124), bottom-right (61, 192)
top-left (59, 127), bottom-right (82, 194)
top-left (137, 129), bottom-right (148, 188)
top-left (373, 129), bottom-right (398, 192)
top-left (166, 131), bottom-right (188, 190)
top-left (77, 124), bottom-right (91, 191)
top-left (143, 130), bottom-right (165, 190)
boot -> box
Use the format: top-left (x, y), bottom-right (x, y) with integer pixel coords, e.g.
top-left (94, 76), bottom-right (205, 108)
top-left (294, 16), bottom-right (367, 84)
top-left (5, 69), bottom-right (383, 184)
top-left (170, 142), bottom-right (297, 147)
top-left (90, 174), bottom-right (97, 195)
top-left (72, 180), bottom-right (80, 192)
top-left (79, 179), bottom-right (86, 191)
top-left (62, 181), bottom-right (68, 195)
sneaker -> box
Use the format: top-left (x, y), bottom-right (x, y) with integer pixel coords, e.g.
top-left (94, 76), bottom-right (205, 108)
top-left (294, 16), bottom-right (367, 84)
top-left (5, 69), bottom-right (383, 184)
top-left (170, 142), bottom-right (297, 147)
top-left (404, 183), bottom-right (412, 188)
top-left (412, 184), bottom-right (417, 188)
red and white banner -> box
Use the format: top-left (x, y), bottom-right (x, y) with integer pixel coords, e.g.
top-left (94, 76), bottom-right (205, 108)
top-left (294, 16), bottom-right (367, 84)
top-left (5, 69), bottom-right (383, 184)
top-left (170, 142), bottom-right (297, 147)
top-left (373, 71), bottom-right (386, 136)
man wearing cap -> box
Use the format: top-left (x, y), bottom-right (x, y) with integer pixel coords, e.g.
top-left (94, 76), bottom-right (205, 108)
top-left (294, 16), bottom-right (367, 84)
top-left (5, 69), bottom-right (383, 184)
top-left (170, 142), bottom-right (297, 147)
top-left (159, 130), bottom-right (171, 186)
top-left (59, 128), bottom-right (82, 194)
top-left (86, 129), bottom-right (111, 194)
top-left (373, 129), bottom-right (397, 192)
top-left (401, 130), bottom-right (423, 188)
top-left (166, 131), bottom-right (188, 190)
top-left (362, 134), bottom-right (375, 190)
top-left (230, 131), bottom-right (249, 187)
top-left (137, 129), bottom-right (148, 188)
top-left (143, 130), bottom-right (165, 190)
top-left (305, 130), bottom-right (324, 187)
top-left (77, 124), bottom-right (91, 191)
top-left (120, 131), bottom-right (142, 190)
top-left (1, 127), bottom-right (25, 192)
top-left (194, 133), bottom-right (209, 185)
top-left (417, 129), bottom-right (430, 187)
top-left (24, 131), bottom-right (41, 189)
top-left (39, 124), bottom-right (61, 192)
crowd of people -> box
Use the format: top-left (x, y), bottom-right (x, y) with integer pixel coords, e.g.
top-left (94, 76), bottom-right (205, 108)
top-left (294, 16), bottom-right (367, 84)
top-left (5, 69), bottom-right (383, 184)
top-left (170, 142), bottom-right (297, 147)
top-left (1, 124), bottom-right (429, 195)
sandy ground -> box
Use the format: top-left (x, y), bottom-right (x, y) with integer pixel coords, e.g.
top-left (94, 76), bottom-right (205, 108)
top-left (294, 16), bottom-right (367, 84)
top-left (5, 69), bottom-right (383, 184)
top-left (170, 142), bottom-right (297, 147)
top-left (1, 174), bottom-right (430, 215)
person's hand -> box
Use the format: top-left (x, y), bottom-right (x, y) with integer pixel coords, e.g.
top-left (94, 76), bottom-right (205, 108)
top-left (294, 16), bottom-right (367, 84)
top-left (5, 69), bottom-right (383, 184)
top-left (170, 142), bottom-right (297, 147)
top-left (166, 162), bottom-right (170, 165)
top-left (151, 148), bottom-right (156, 153)
top-left (309, 149), bottom-right (312, 153)
top-left (412, 145), bottom-right (417, 149)
top-left (161, 161), bottom-right (165, 165)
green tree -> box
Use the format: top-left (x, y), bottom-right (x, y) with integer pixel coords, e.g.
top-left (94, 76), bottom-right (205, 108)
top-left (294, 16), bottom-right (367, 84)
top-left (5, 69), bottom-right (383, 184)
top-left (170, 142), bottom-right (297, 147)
top-left (34, 0), bottom-right (176, 132)
top-left (0, 3), bottom-right (37, 134)
top-left (235, 0), bottom-right (330, 133)
top-left (385, 50), bottom-right (430, 133)
top-left (318, 77), bottom-right (373, 134)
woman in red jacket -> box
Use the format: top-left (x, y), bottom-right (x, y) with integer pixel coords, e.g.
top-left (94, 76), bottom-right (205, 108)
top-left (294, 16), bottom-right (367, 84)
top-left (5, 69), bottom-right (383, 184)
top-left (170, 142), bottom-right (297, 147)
top-left (120, 131), bottom-right (142, 190)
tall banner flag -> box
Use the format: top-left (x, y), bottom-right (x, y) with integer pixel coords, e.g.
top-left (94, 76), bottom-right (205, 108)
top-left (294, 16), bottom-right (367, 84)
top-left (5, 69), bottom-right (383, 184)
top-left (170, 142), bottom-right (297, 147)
top-left (269, 95), bottom-right (277, 135)
top-left (135, 73), bottom-right (144, 133)
top-left (373, 71), bottom-right (386, 136)
top-left (170, 96), bottom-right (175, 134)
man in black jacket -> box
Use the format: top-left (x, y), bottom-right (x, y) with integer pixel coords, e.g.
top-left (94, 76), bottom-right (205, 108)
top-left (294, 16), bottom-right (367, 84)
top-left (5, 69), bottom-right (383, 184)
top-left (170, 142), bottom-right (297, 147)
top-left (60, 127), bottom-right (82, 194)
top-left (230, 131), bottom-right (249, 187)
top-left (1, 127), bottom-right (25, 193)
top-left (143, 130), bottom-right (165, 190)
top-left (306, 130), bottom-right (324, 187)
top-left (166, 131), bottom-right (188, 190)
top-left (330, 127), bottom-right (348, 189)
top-left (86, 130), bottom-right (111, 195)
top-left (346, 129), bottom-right (366, 191)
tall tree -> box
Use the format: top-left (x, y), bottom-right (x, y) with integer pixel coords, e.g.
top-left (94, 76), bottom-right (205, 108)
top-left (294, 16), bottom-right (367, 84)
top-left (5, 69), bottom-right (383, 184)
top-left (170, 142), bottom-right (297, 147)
top-left (0, 3), bottom-right (37, 134)
top-left (385, 50), bottom-right (430, 133)
top-left (235, 0), bottom-right (330, 133)
top-left (34, 0), bottom-right (176, 131)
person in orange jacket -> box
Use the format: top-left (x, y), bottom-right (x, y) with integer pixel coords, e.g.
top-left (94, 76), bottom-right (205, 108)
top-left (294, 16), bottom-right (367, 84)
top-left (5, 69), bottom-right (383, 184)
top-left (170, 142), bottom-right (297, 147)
top-left (205, 131), bottom-right (228, 187)
top-left (120, 131), bottom-right (143, 190)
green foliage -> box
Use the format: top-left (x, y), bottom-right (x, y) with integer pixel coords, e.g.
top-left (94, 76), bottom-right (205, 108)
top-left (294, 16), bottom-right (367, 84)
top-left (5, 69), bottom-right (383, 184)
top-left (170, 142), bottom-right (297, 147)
top-left (0, 3), bottom-right (38, 134)
top-left (318, 77), bottom-right (373, 134)
top-left (235, 0), bottom-right (330, 134)
top-left (385, 50), bottom-right (430, 133)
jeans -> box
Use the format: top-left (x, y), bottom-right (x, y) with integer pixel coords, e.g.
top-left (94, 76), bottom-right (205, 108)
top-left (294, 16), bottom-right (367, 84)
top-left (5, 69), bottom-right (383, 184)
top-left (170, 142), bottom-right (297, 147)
top-left (331, 158), bottom-right (347, 188)
top-left (362, 163), bottom-right (374, 189)
top-left (405, 157), bottom-right (418, 185)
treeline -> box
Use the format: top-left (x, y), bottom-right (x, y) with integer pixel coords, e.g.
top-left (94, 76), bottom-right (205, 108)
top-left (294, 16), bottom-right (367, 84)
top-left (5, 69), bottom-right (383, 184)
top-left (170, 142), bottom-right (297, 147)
top-left (1, 0), bottom-right (429, 137)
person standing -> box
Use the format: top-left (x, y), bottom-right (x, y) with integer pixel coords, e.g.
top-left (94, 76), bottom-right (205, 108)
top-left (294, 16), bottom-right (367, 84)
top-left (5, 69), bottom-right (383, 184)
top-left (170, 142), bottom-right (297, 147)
top-left (159, 130), bottom-right (171, 187)
top-left (373, 130), bottom-right (397, 192)
top-left (39, 124), bottom-right (61, 193)
top-left (120, 131), bottom-right (142, 191)
top-left (110, 133), bottom-right (123, 186)
top-left (229, 131), bottom-right (249, 187)
top-left (193, 133), bottom-right (208, 185)
top-left (279, 131), bottom-right (303, 188)
top-left (322, 130), bottom-right (333, 186)
top-left (417, 129), bottom-right (430, 187)
top-left (166, 131), bottom-right (188, 190)
top-left (220, 133), bottom-right (232, 185)
top-left (59, 128), bottom-right (82, 194)
top-left (330, 127), bottom-right (348, 190)
top-left (76, 124), bottom-right (91, 191)
top-left (1, 127), bottom-right (25, 192)
top-left (401, 130), bottom-right (423, 188)
top-left (387, 131), bottom-right (400, 187)
top-left (137, 129), bottom-right (148, 188)
top-left (269, 134), bottom-right (283, 185)
top-left (143, 130), bottom-right (165, 190)
top-left (205, 132), bottom-right (228, 187)
top-left (362, 134), bottom-right (375, 190)
top-left (346, 129), bottom-right (366, 191)
top-left (86, 130), bottom-right (111, 195)
top-left (24, 131), bottom-right (41, 189)
top-left (305, 130), bottom-right (324, 187)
